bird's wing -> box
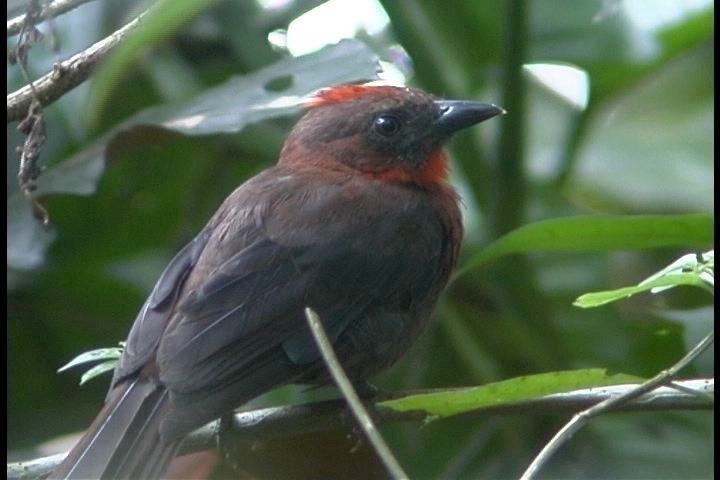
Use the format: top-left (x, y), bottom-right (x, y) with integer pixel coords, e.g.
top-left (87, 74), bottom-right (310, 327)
top-left (111, 227), bottom-right (212, 389)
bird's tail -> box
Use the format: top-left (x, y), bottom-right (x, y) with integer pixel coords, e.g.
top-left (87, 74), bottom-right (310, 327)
top-left (50, 377), bottom-right (180, 480)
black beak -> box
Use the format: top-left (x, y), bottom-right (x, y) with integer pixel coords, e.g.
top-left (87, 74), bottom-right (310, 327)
top-left (433, 100), bottom-right (505, 136)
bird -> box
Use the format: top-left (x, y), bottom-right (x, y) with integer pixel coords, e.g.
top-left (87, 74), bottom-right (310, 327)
top-left (50, 83), bottom-right (504, 479)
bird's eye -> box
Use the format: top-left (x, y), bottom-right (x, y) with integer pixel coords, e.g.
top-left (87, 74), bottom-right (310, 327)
top-left (373, 115), bottom-right (400, 137)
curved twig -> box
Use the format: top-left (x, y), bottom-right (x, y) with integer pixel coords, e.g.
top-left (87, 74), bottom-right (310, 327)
top-left (519, 331), bottom-right (714, 480)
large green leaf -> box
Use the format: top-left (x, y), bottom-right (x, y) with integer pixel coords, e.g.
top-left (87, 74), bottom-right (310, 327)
top-left (531, 2), bottom-right (712, 102)
top-left (458, 214), bottom-right (713, 277)
top-left (37, 36), bottom-right (378, 195)
top-left (38, 38), bottom-right (378, 196)
top-left (7, 39), bottom-right (379, 271)
top-left (571, 41), bottom-right (713, 212)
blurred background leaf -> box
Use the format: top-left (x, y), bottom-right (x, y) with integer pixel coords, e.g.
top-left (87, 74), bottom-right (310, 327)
top-left (7, 0), bottom-right (713, 478)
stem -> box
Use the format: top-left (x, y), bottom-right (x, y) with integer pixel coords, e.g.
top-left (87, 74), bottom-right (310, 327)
top-left (519, 331), bottom-right (715, 480)
top-left (304, 307), bottom-right (409, 480)
top-left (494, 0), bottom-right (528, 237)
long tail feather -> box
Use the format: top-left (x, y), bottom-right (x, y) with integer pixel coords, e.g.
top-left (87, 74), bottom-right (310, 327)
top-left (50, 377), bottom-right (179, 480)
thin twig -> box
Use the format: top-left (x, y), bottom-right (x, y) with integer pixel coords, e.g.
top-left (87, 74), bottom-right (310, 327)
top-left (7, 7), bottom-right (149, 123)
top-left (304, 307), bottom-right (409, 480)
top-left (8, 0), bottom-right (44, 67)
top-left (7, 378), bottom-right (712, 480)
top-left (519, 330), bottom-right (715, 480)
top-left (7, 0), bottom-right (98, 37)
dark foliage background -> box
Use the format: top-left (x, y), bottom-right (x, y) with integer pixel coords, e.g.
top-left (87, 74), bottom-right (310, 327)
top-left (7, 1), bottom-right (713, 478)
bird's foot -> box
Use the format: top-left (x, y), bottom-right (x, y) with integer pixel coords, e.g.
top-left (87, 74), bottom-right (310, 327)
top-left (216, 412), bottom-right (238, 469)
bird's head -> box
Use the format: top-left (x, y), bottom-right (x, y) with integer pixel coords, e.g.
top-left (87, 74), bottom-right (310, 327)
top-left (279, 84), bottom-right (504, 186)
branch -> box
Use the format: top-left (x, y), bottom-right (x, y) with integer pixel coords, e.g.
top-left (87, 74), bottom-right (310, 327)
top-left (7, 7), bottom-right (148, 123)
top-left (7, 378), bottom-right (712, 479)
top-left (519, 331), bottom-right (715, 480)
top-left (7, 452), bottom-right (66, 480)
top-left (304, 307), bottom-right (409, 480)
top-left (7, 0), bottom-right (98, 37)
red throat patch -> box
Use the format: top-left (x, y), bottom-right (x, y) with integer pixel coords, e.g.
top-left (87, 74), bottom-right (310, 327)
top-left (421, 149), bottom-right (450, 185)
top-left (367, 149), bottom-right (450, 187)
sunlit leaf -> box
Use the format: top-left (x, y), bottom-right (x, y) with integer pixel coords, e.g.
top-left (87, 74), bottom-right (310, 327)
top-left (574, 273), bottom-right (708, 308)
top-left (379, 369), bottom-right (642, 419)
top-left (57, 344), bottom-right (124, 373)
top-left (79, 360), bottom-right (119, 385)
top-left (574, 249), bottom-right (714, 307)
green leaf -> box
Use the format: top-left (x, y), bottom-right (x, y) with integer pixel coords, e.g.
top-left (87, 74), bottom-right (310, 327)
top-left (457, 214), bottom-right (713, 277)
top-left (57, 345), bottom-right (124, 373)
top-left (574, 249), bottom-right (714, 307)
top-left (531, 3), bottom-right (712, 103)
top-left (378, 369), bottom-right (642, 419)
top-left (641, 250), bottom-right (714, 290)
top-left (574, 273), bottom-right (708, 308)
top-left (79, 360), bottom-right (119, 385)
top-left (36, 38), bottom-right (379, 199)
top-left (8, 39), bottom-right (379, 271)
top-left (571, 42), bottom-right (713, 212)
